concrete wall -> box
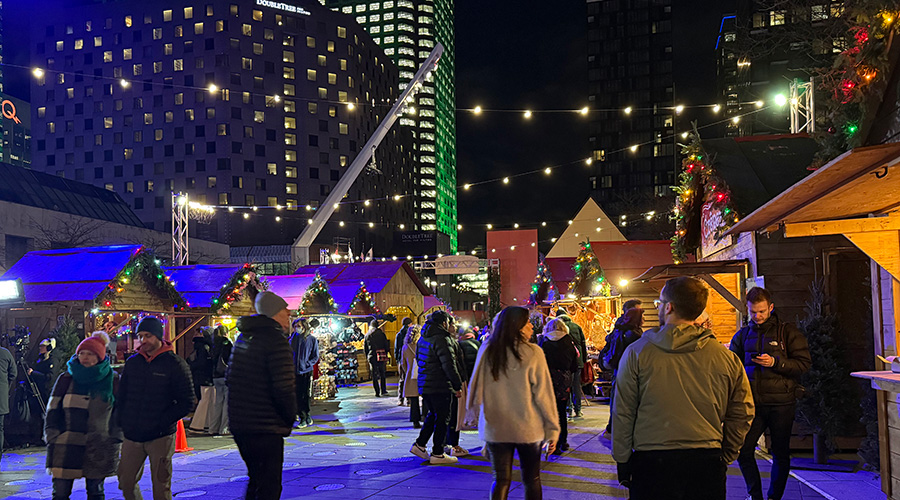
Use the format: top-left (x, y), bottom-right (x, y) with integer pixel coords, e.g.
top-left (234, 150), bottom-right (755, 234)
top-left (0, 200), bottom-right (229, 273)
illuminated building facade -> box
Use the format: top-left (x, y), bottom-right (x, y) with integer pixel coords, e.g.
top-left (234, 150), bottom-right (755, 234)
top-left (27, 0), bottom-right (416, 251)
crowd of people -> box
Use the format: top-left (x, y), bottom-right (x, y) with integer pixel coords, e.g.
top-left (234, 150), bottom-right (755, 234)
top-left (0, 278), bottom-right (813, 500)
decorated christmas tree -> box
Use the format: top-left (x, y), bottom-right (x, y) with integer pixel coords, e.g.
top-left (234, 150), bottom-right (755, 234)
top-left (348, 281), bottom-right (381, 315)
top-left (567, 240), bottom-right (611, 298)
top-left (528, 256), bottom-right (559, 305)
top-left (299, 272), bottom-right (337, 315)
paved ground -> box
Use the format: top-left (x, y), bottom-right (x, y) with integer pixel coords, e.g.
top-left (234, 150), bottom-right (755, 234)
top-left (0, 377), bottom-right (882, 499)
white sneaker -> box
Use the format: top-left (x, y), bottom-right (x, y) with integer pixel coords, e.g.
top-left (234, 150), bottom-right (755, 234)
top-left (429, 453), bottom-right (458, 465)
top-left (449, 446), bottom-right (469, 457)
top-left (410, 443), bottom-right (429, 460)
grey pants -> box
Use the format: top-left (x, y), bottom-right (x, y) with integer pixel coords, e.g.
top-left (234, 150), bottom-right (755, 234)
top-left (208, 377), bottom-right (229, 435)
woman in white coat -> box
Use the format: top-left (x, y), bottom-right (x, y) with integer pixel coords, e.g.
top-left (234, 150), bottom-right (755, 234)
top-left (399, 326), bottom-right (423, 428)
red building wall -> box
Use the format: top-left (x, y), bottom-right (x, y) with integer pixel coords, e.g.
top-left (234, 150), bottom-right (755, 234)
top-left (486, 229), bottom-right (539, 307)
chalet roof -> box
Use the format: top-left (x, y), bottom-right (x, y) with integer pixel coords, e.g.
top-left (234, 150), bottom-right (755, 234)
top-left (1, 245), bottom-right (141, 302)
top-left (727, 142), bottom-right (900, 234)
top-left (702, 135), bottom-right (819, 216)
top-left (329, 282), bottom-right (370, 314)
top-left (632, 259), bottom-right (749, 282)
top-left (0, 163), bottom-right (145, 227)
top-left (263, 274), bottom-right (317, 310)
top-left (295, 261), bottom-right (430, 295)
top-left (162, 264), bottom-right (249, 308)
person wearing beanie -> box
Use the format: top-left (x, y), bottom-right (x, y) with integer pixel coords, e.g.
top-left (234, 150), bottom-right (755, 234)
top-left (44, 332), bottom-right (122, 500)
top-left (538, 318), bottom-right (580, 455)
top-left (227, 291), bottom-right (296, 500)
top-left (117, 317), bottom-right (194, 500)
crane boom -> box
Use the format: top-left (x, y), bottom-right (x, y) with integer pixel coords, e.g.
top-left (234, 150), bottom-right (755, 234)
top-left (291, 43), bottom-right (444, 268)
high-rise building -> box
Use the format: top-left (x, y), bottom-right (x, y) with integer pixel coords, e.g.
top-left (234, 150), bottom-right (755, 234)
top-left (586, 0), bottom-right (676, 213)
top-left (324, 0), bottom-right (457, 252)
top-left (27, 0), bottom-right (416, 252)
top-left (718, 2), bottom-right (845, 136)
top-left (0, 95), bottom-right (31, 167)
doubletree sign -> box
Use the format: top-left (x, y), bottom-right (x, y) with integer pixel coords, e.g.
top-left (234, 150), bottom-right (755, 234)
top-left (256, 0), bottom-right (311, 15)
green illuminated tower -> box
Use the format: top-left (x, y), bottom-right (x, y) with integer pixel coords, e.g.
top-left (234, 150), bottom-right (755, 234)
top-left (325, 0), bottom-right (458, 251)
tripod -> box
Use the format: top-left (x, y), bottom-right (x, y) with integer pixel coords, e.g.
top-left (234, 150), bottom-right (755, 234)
top-left (18, 358), bottom-right (46, 414)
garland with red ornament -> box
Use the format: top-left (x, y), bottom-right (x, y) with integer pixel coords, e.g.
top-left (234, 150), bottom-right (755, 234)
top-left (528, 256), bottom-right (559, 305)
top-left (299, 272), bottom-right (337, 315)
top-left (348, 281), bottom-right (381, 314)
top-left (815, 8), bottom-right (898, 166)
top-left (95, 250), bottom-right (187, 310)
top-left (567, 240), bottom-right (611, 298)
top-left (671, 132), bottom-right (739, 263)
top-left (211, 264), bottom-right (266, 313)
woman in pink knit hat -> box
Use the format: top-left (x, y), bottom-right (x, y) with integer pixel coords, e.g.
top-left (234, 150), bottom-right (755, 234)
top-left (44, 331), bottom-right (122, 500)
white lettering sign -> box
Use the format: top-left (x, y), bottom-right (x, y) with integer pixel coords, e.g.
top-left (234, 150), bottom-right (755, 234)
top-left (256, 0), bottom-right (311, 15)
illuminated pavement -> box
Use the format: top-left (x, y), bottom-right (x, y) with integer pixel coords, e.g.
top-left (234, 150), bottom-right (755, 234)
top-left (0, 377), bottom-right (876, 499)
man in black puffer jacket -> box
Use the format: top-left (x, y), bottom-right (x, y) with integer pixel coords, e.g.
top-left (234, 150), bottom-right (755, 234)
top-left (556, 309), bottom-right (587, 419)
top-left (227, 292), bottom-right (297, 500)
top-left (117, 317), bottom-right (195, 500)
top-left (731, 287), bottom-right (810, 500)
top-left (409, 310), bottom-right (463, 465)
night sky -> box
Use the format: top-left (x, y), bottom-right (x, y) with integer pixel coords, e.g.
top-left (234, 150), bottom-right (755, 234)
top-left (4, 0), bottom-right (730, 255)
top-left (454, 0), bottom-right (731, 254)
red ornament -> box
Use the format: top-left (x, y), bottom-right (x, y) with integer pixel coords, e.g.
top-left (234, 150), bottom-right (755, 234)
top-left (716, 193), bottom-right (726, 202)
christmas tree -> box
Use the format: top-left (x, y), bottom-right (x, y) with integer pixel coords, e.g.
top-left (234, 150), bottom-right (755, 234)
top-left (567, 240), bottom-right (611, 298)
top-left (348, 281), bottom-right (381, 314)
top-left (528, 256), bottom-right (559, 305)
top-left (299, 272), bottom-right (337, 315)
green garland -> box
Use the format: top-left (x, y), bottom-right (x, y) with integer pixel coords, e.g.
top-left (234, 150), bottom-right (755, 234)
top-left (212, 264), bottom-right (265, 314)
top-left (814, 7), bottom-right (898, 166)
top-left (671, 133), bottom-right (739, 263)
top-left (96, 248), bottom-right (187, 310)
top-left (348, 281), bottom-right (381, 314)
top-left (299, 272), bottom-right (337, 315)
top-left (567, 240), bottom-right (611, 298)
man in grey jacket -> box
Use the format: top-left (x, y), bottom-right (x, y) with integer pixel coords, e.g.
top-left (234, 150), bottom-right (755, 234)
top-left (612, 277), bottom-right (754, 500)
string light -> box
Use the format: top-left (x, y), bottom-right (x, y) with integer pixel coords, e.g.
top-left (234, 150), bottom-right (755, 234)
top-left (32, 67), bottom-right (44, 78)
top-left (624, 106), bottom-right (632, 114)
top-left (544, 167), bottom-right (551, 174)
top-left (473, 105), bottom-right (483, 115)
top-left (502, 177), bottom-right (510, 184)
top-left (580, 106), bottom-right (589, 115)
top-left (208, 83), bottom-right (218, 94)
top-left (675, 105), bottom-right (685, 114)
top-left (524, 110), bottom-right (533, 119)
top-left (712, 104), bottom-right (721, 113)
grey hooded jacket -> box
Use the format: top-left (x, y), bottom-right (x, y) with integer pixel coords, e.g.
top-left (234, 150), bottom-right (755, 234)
top-left (612, 323), bottom-right (754, 464)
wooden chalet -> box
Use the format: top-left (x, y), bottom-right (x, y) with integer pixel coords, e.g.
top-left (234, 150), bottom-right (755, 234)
top-left (0, 245), bottom-right (186, 360)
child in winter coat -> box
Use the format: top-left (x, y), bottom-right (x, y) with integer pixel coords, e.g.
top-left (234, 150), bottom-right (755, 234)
top-left (44, 331), bottom-right (121, 500)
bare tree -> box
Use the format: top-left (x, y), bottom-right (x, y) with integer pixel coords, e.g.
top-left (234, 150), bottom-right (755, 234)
top-left (29, 215), bottom-right (108, 251)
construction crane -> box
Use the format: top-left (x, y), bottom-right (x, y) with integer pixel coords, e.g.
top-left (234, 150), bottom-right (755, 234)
top-left (290, 43), bottom-right (444, 268)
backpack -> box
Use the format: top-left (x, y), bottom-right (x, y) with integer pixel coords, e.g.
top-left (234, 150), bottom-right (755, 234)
top-left (598, 332), bottom-right (616, 371)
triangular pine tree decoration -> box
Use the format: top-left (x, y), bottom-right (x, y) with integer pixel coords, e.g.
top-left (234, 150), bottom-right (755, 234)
top-left (528, 256), bottom-right (559, 305)
top-left (567, 240), bottom-right (611, 298)
top-left (299, 271), bottom-right (337, 315)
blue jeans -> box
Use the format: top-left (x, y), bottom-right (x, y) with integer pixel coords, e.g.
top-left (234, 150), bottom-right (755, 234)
top-left (737, 404), bottom-right (796, 500)
top-left (569, 373), bottom-right (583, 413)
top-left (53, 477), bottom-right (105, 500)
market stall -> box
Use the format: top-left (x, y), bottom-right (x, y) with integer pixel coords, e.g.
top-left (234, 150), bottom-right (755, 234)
top-left (723, 142), bottom-right (900, 497)
top-left (162, 263), bottom-right (264, 355)
top-left (0, 245), bottom-right (187, 362)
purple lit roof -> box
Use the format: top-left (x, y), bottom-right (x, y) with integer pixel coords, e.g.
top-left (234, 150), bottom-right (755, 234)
top-left (264, 274), bottom-right (317, 310)
top-left (1, 245), bottom-right (142, 302)
top-left (162, 264), bottom-right (249, 308)
top-left (295, 261), bottom-right (430, 295)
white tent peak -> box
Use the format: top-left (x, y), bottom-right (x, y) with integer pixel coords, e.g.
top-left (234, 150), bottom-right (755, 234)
top-left (546, 198), bottom-right (626, 258)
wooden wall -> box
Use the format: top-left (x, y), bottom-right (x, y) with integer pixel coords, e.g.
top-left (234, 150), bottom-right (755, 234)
top-left (374, 268), bottom-right (425, 369)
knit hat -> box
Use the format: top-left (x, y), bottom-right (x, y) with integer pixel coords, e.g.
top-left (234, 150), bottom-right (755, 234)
top-left (255, 291), bottom-right (289, 318)
top-left (77, 331), bottom-right (110, 360)
top-left (137, 316), bottom-right (165, 340)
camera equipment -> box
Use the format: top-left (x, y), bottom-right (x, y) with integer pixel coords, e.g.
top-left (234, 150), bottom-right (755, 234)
top-left (3, 325), bottom-right (47, 413)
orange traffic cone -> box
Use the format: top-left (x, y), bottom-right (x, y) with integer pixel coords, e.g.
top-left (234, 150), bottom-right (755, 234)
top-left (175, 420), bottom-right (193, 453)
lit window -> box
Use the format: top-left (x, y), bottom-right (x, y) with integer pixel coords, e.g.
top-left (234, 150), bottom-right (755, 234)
top-left (155, 129), bottom-right (163, 141)
top-left (284, 117), bottom-right (297, 129)
top-left (123, 48), bottom-right (132, 60)
top-left (242, 57), bottom-right (252, 70)
top-left (286, 167), bottom-right (298, 178)
top-left (338, 26), bottom-right (347, 38)
top-left (253, 10), bottom-right (263, 21)
top-left (254, 111), bottom-right (265, 123)
top-left (242, 24), bottom-right (251, 36)
top-left (195, 22), bottom-right (204, 34)
top-left (328, 73), bottom-right (337, 85)
top-left (104, 51), bottom-right (113, 62)
top-left (133, 64), bottom-right (142, 75)
top-left (307, 36), bottom-right (315, 48)
top-left (285, 133), bottom-right (297, 145)
top-left (284, 35), bottom-right (294, 47)
top-left (267, 163), bottom-right (278, 175)
top-left (770, 10), bottom-right (786, 25)
top-left (327, 41), bottom-right (334, 52)
top-left (285, 150), bottom-right (297, 162)
top-left (184, 7), bottom-right (193, 19)
top-left (286, 183), bottom-right (298, 194)
top-left (174, 59), bottom-right (183, 71)
top-left (253, 43), bottom-right (263, 55)
top-left (163, 10), bottom-right (172, 22)
top-left (318, 87), bottom-right (328, 99)
top-left (339, 123), bottom-right (348, 135)
top-left (283, 50), bottom-right (295, 63)
top-left (153, 28), bottom-right (162, 39)
top-left (284, 84), bottom-right (296, 96)
top-left (308, 102), bottom-right (317, 114)
top-left (306, 69), bottom-right (315, 81)
top-left (74, 39), bottom-right (84, 50)
top-left (94, 36), bottom-right (103, 47)
top-left (125, 16), bottom-right (133, 27)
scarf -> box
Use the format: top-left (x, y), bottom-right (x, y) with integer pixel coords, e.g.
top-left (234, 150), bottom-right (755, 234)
top-left (67, 355), bottom-right (115, 404)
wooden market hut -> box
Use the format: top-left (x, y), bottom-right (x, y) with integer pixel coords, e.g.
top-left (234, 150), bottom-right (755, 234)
top-left (296, 261), bottom-right (431, 351)
top-left (0, 245), bottom-right (186, 360)
top-left (162, 263), bottom-right (263, 355)
top-left (331, 281), bottom-right (381, 316)
top-left (722, 142), bottom-right (900, 497)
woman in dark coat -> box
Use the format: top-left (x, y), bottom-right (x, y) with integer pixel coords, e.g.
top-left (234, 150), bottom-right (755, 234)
top-left (44, 332), bottom-right (121, 500)
top-left (539, 317), bottom-right (580, 454)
